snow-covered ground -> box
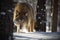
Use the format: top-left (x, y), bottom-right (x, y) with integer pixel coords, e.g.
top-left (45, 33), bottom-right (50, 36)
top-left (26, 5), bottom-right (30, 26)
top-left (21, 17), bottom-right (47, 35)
top-left (13, 25), bottom-right (60, 40)
top-left (13, 32), bottom-right (60, 40)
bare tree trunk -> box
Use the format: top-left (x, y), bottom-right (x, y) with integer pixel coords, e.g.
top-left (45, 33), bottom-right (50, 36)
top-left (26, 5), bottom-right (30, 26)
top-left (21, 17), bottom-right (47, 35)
top-left (51, 0), bottom-right (58, 32)
top-left (0, 0), bottom-right (13, 40)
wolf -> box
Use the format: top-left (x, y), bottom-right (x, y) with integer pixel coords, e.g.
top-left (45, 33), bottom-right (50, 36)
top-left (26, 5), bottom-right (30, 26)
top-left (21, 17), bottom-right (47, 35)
top-left (13, 3), bottom-right (35, 33)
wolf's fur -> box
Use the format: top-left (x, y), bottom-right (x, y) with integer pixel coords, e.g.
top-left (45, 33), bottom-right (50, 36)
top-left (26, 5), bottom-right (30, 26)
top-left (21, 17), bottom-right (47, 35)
top-left (13, 3), bottom-right (35, 33)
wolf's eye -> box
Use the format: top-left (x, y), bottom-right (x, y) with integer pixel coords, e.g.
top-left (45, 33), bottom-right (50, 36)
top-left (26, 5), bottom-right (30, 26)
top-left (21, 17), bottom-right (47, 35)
top-left (25, 13), bottom-right (28, 16)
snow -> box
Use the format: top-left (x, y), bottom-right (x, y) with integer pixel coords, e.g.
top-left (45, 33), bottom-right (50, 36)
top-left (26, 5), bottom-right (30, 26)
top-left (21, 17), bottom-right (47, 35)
top-left (13, 32), bottom-right (60, 40)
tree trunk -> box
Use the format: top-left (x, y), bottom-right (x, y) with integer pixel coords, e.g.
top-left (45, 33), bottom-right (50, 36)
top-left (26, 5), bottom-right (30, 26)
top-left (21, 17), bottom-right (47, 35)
top-left (51, 0), bottom-right (58, 32)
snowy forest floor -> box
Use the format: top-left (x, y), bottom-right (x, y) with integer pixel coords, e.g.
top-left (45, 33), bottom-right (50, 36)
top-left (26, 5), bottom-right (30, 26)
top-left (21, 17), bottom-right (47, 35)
top-left (13, 32), bottom-right (60, 40)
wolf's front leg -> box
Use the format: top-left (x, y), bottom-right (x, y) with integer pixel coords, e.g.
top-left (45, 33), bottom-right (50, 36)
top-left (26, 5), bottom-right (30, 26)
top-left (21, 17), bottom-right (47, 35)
top-left (17, 25), bottom-right (20, 33)
top-left (27, 19), bottom-right (31, 32)
top-left (22, 22), bottom-right (28, 32)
